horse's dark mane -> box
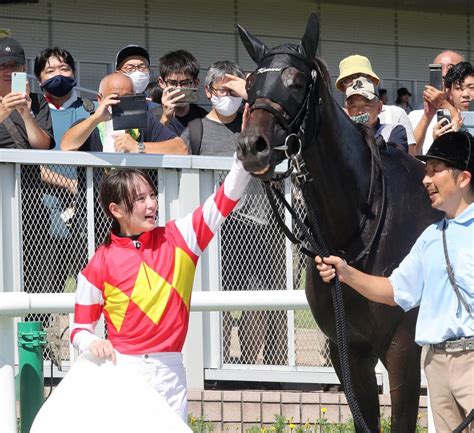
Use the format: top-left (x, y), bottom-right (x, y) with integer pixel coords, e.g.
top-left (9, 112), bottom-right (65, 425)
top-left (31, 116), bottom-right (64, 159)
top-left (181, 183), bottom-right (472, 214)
top-left (311, 55), bottom-right (382, 168)
top-left (313, 55), bottom-right (331, 88)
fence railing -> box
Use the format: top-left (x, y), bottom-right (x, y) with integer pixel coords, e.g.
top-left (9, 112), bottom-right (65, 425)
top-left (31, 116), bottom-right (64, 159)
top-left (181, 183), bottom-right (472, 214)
top-left (0, 149), bottom-right (423, 393)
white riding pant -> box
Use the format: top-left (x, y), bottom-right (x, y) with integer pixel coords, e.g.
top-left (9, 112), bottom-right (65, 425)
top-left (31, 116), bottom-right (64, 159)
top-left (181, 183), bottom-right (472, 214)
top-left (115, 351), bottom-right (188, 422)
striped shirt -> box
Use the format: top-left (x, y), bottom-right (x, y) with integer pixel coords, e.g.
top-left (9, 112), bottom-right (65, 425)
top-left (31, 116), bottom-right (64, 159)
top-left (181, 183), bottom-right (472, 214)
top-left (71, 157), bottom-right (250, 354)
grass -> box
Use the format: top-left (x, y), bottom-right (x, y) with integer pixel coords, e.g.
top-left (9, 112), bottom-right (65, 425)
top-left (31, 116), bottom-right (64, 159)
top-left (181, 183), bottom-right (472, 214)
top-left (188, 413), bottom-right (429, 433)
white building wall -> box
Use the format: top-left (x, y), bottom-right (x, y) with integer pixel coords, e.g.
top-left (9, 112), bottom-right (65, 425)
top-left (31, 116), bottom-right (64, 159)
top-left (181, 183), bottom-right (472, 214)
top-left (0, 1), bottom-right (470, 106)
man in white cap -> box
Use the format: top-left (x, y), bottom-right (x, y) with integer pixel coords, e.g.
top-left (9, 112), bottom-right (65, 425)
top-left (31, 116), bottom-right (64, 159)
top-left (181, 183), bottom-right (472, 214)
top-left (345, 76), bottom-right (408, 152)
top-left (336, 54), bottom-right (415, 155)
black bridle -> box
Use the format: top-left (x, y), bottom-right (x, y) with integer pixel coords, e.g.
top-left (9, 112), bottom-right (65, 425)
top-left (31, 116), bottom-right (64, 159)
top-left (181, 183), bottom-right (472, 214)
top-left (250, 59), bottom-right (386, 266)
top-left (247, 54), bottom-right (388, 433)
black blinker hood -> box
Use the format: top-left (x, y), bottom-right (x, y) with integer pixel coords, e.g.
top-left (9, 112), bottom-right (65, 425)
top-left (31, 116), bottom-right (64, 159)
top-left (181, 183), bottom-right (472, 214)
top-left (247, 47), bottom-right (313, 119)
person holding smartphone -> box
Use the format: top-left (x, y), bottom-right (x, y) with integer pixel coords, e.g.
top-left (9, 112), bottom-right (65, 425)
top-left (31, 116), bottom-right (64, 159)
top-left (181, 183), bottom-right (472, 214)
top-left (408, 51), bottom-right (465, 155)
top-left (61, 72), bottom-right (187, 155)
top-left (432, 62), bottom-right (474, 143)
top-left (0, 37), bottom-right (54, 149)
top-left (156, 50), bottom-right (208, 135)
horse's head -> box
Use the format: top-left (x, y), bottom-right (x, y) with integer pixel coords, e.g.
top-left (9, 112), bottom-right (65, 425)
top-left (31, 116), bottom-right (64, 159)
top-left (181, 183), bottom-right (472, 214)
top-left (237, 13), bottom-right (320, 179)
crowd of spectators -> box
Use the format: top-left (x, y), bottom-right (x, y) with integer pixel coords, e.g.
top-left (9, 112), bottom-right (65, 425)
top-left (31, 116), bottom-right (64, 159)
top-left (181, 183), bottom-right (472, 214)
top-left (1, 35), bottom-right (471, 158)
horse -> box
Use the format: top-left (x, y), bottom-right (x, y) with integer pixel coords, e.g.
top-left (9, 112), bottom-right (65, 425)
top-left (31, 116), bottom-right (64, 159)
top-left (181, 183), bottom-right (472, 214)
top-left (236, 13), bottom-right (441, 433)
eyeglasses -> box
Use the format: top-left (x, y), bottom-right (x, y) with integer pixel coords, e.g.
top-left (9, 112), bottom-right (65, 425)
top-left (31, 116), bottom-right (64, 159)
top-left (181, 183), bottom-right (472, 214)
top-left (121, 63), bottom-right (149, 74)
top-left (164, 79), bottom-right (195, 88)
top-left (341, 73), bottom-right (373, 87)
top-left (0, 62), bottom-right (24, 72)
top-left (210, 86), bottom-right (238, 97)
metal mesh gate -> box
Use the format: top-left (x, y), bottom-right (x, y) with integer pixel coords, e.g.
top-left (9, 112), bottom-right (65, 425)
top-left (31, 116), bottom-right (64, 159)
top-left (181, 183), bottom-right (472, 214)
top-left (18, 160), bottom-right (331, 374)
top-left (219, 173), bottom-right (331, 368)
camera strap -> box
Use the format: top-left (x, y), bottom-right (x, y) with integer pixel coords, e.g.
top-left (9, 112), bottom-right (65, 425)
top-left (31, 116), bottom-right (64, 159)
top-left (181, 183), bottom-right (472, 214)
top-left (442, 220), bottom-right (472, 316)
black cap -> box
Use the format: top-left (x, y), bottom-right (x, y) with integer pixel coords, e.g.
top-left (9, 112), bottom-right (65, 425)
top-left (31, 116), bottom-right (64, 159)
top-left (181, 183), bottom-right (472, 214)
top-left (417, 131), bottom-right (473, 173)
top-left (397, 87), bottom-right (411, 97)
top-left (0, 37), bottom-right (25, 65)
top-left (115, 45), bottom-right (150, 70)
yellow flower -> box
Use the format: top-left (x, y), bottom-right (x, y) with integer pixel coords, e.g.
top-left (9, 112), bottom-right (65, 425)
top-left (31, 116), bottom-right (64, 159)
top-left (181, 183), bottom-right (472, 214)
top-left (321, 407), bottom-right (327, 414)
top-left (190, 416), bottom-right (196, 423)
top-left (304, 422), bottom-right (310, 428)
top-left (289, 423), bottom-right (296, 429)
top-left (270, 427), bottom-right (276, 431)
top-left (260, 428), bottom-right (267, 433)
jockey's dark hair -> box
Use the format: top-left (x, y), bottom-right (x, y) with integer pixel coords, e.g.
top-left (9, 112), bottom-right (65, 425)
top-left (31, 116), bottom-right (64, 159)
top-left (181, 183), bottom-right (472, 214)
top-left (99, 169), bottom-right (157, 245)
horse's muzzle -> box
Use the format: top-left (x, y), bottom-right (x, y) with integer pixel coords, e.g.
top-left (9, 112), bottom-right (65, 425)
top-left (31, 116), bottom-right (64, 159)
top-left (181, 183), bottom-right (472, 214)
top-left (237, 131), bottom-right (273, 175)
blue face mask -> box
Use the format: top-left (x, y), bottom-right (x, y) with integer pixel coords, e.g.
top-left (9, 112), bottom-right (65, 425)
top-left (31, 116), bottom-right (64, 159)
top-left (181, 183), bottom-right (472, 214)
top-left (41, 75), bottom-right (77, 97)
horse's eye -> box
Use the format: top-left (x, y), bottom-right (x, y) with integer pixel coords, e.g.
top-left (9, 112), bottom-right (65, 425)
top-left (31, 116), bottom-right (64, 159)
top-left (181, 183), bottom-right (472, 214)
top-left (281, 67), bottom-right (306, 89)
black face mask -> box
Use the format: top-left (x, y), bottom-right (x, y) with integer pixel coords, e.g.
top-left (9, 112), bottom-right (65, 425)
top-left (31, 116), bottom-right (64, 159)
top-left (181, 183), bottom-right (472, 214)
top-left (41, 75), bottom-right (77, 97)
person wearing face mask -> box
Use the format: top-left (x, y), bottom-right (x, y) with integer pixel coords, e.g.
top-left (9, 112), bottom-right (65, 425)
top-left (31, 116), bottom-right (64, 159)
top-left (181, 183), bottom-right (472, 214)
top-left (115, 45), bottom-right (151, 96)
top-left (345, 77), bottom-right (409, 152)
top-left (32, 47), bottom-right (94, 319)
top-left (182, 61), bottom-right (289, 367)
top-left (181, 60), bottom-right (244, 156)
top-left (35, 47), bottom-right (97, 147)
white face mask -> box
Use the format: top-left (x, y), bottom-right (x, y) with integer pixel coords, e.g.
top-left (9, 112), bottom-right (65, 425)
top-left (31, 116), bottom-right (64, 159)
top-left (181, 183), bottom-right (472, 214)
top-left (211, 95), bottom-right (242, 116)
top-left (127, 71), bottom-right (150, 94)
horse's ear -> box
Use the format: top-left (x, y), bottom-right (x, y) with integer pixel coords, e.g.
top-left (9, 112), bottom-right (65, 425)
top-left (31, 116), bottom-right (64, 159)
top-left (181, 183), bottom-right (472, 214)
top-left (300, 13), bottom-right (319, 62)
top-left (238, 24), bottom-right (268, 64)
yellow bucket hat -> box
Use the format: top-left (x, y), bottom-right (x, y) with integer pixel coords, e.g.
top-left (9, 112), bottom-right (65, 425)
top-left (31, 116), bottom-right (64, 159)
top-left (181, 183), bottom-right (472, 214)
top-left (335, 55), bottom-right (380, 92)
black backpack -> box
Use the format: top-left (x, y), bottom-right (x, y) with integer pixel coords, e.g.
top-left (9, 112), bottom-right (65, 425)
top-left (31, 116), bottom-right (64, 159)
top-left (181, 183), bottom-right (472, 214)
top-left (187, 117), bottom-right (203, 155)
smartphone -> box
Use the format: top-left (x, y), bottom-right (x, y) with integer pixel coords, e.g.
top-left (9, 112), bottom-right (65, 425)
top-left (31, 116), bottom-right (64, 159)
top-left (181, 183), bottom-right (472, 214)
top-left (436, 109), bottom-right (451, 124)
top-left (11, 72), bottom-right (27, 94)
top-left (429, 64), bottom-right (443, 90)
top-left (170, 87), bottom-right (198, 104)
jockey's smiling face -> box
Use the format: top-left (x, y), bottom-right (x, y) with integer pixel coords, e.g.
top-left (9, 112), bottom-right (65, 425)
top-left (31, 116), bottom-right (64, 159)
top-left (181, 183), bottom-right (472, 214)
top-left (108, 176), bottom-right (158, 236)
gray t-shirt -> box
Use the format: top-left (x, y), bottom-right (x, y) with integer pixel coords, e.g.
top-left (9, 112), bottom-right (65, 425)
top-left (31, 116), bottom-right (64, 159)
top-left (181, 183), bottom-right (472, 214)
top-left (181, 115), bottom-right (241, 156)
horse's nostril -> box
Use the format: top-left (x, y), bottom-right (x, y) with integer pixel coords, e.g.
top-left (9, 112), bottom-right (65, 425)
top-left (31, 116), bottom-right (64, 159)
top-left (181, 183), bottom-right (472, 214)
top-left (255, 137), bottom-right (268, 153)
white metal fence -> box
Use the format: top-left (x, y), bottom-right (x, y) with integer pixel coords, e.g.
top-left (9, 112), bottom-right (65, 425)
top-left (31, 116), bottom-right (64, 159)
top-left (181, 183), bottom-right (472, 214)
top-left (0, 149), bottom-right (349, 387)
top-left (0, 150), bottom-right (438, 429)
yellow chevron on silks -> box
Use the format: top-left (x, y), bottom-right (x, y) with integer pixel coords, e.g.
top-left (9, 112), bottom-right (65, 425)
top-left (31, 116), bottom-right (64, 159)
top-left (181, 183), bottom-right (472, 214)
top-left (172, 247), bottom-right (196, 311)
top-left (130, 262), bottom-right (173, 324)
top-left (103, 282), bottom-right (130, 332)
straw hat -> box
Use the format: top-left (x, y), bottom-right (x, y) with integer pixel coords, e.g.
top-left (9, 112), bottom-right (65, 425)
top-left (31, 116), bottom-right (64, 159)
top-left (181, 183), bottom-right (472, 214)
top-left (335, 55), bottom-right (380, 92)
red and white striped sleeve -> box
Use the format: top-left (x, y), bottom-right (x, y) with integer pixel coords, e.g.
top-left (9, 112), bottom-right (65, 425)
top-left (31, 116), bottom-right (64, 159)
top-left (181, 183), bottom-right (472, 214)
top-left (174, 155), bottom-right (251, 256)
top-left (70, 266), bottom-right (104, 354)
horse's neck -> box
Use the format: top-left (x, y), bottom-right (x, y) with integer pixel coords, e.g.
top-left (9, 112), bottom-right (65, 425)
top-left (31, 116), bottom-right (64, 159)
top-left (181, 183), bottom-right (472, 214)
top-left (304, 84), bottom-right (373, 248)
